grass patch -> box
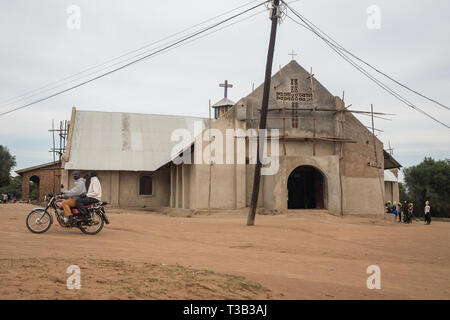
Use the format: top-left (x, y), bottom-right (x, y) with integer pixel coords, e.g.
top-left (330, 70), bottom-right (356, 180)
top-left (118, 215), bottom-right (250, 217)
top-left (0, 257), bottom-right (271, 300)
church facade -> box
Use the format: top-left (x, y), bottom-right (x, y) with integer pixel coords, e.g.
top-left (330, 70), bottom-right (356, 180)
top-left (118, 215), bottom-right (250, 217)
top-left (167, 60), bottom-right (400, 215)
top-left (38, 60), bottom-right (400, 215)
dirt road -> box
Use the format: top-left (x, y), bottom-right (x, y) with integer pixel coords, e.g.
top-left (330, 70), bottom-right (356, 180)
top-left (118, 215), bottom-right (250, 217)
top-left (1, 203), bottom-right (449, 299)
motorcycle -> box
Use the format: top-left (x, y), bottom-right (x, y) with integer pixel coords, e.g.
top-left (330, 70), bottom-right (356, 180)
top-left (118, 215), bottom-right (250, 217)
top-left (25, 193), bottom-right (110, 235)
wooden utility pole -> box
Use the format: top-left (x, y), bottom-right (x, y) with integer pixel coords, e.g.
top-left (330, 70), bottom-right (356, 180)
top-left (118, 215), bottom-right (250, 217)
top-left (208, 99), bottom-right (212, 216)
top-left (371, 104), bottom-right (386, 212)
top-left (371, 104), bottom-right (379, 164)
top-left (309, 67), bottom-right (317, 156)
top-left (247, 0), bottom-right (280, 226)
top-left (52, 119), bottom-right (56, 195)
top-left (279, 65), bottom-right (286, 156)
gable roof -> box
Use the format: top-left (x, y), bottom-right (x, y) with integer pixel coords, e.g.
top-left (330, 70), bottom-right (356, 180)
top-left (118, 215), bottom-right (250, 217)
top-left (384, 150), bottom-right (402, 169)
top-left (64, 110), bottom-right (207, 171)
top-left (16, 161), bottom-right (61, 175)
top-left (248, 59), bottom-right (336, 107)
top-left (212, 97), bottom-right (235, 108)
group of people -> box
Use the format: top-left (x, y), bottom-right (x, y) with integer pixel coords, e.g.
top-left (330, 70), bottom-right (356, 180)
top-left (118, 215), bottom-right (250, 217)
top-left (385, 200), bottom-right (432, 225)
top-left (1, 193), bottom-right (16, 204)
top-left (61, 170), bottom-right (102, 223)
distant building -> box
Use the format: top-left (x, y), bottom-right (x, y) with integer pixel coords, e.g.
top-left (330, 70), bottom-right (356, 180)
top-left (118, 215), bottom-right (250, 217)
top-left (16, 161), bottom-right (61, 202)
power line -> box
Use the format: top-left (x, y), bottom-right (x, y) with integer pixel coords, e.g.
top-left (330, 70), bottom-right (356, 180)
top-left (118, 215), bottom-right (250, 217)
top-left (0, 1), bottom-right (269, 117)
top-left (1, 11), bottom-right (260, 114)
top-left (282, 4), bottom-right (450, 112)
top-left (284, 3), bottom-right (450, 129)
top-left (0, 0), bottom-right (262, 110)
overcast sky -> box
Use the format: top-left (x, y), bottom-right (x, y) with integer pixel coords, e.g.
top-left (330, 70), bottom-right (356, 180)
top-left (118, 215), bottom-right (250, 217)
top-left (1, 0), bottom-right (449, 180)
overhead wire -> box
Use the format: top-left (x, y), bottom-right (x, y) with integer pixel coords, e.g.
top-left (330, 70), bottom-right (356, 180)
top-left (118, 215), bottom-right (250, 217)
top-left (0, 0), bottom-right (264, 111)
top-left (283, 2), bottom-right (450, 129)
top-left (282, 3), bottom-right (450, 112)
top-left (0, 1), bottom-right (269, 117)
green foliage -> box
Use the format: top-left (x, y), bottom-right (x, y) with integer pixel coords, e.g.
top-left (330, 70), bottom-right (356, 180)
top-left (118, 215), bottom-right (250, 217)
top-left (403, 157), bottom-right (450, 217)
top-left (29, 182), bottom-right (37, 200)
top-left (398, 182), bottom-right (408, 202)
top-left (0, 176), bottom-right (22, 199)
top-left (0, 145), bottom-right (16, 187)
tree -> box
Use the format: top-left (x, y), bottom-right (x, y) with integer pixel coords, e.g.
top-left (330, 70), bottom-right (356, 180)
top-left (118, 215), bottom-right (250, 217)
top-left (398, 182), bottom-right (408, 202)
top-left (403, 157), bottom-right (450, 218)
top-left (0, 175), bottom-right (22, 198)
top-left (0, 145), bottom-right (16, 187)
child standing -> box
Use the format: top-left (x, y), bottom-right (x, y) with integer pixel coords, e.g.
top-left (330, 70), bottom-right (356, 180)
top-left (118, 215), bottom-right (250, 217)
top-left (424, 201), bottom-right (431, 225)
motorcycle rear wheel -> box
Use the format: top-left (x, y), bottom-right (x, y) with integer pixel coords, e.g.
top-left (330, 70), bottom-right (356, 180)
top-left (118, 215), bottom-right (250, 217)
top-left (79, 211), bottom-right (104, 235)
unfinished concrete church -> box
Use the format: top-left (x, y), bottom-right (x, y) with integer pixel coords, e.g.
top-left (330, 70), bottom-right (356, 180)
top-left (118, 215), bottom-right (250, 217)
top-left (18, 60), bottom-right (401, 215)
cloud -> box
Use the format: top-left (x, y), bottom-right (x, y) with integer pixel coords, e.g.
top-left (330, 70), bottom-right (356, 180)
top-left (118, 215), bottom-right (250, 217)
top-left (0, 0), bottom-right (449, 172)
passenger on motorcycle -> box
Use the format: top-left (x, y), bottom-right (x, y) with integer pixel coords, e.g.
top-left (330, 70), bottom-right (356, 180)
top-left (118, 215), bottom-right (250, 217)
top-left (76, 171), bottom-right (102, 221)
top-left (62, 171), bottom-right (86, 223)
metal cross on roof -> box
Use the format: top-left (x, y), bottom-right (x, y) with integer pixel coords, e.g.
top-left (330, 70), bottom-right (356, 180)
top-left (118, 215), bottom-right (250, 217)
top-left (289, 49), bottom-right (297, 61)
top-left (219, 80), bottom-right (233, 98)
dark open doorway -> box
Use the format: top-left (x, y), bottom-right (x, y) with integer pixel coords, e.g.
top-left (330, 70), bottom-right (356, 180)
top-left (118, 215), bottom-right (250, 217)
top-left (287, 165), bottom-right (325, 209)
top-left (29, 175), bottom-right (40, 201)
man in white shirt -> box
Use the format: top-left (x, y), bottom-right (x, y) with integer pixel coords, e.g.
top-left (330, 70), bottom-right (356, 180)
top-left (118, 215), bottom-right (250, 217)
top-left (424, 201), bottom-right (431, 225)
top-left (76, 171), bottom-right (102, 221)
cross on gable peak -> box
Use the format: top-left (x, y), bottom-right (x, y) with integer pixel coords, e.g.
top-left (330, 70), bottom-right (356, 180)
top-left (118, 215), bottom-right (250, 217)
top-left (219, 80), bottom-right (233, 98)
top-left (289, 49), bottom-right (298, 61)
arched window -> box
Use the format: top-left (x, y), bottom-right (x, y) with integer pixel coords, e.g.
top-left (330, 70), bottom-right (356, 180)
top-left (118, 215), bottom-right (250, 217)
top-left (139, 175), bottom-right (152, 195)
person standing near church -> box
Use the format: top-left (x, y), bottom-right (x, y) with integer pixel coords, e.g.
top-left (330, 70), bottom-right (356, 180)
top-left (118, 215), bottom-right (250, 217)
top-left (407, 203), bottom-right (414, 224)
top-left (402, 201), bottom-right (408, 223)
top-left (424, 201), bottom-right (431, 225)
top-left (392, 201), bottom-right (398, 217)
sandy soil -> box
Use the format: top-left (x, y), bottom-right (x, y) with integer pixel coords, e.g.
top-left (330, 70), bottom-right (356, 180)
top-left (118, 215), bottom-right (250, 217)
top-left (0, 203), bottom-right (449, 300)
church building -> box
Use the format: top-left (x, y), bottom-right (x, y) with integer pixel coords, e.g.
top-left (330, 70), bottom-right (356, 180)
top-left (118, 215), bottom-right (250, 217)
top-left (19, 60), bottom-right (401, 215)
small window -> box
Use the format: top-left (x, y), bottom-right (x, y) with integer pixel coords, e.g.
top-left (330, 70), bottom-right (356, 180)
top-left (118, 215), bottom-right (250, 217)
top-left (139, 175), bottom-right (152, 195)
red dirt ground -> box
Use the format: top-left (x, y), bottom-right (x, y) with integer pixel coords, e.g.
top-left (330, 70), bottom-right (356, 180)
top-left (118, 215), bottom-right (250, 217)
top-left (0, 203), bottom-right (449, 299)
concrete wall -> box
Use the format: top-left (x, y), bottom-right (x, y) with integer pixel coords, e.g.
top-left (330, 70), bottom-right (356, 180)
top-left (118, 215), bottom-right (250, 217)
top-left (260, 154), bottom-right (341, 214)
top-left (385, 182), bottom-right (393, 203)
top-left (245, 60), bottom-right (336, 136)
top-left (384, 181), bottom-right (399, 204)
top-left (341, 108), bottom-right (385, 215)
top-left (64, 168), bottom-right (170, 208)
top-left (171, 97), bottom-right (343, 213)
top-left (119, 169), bottom-right (170, 207)
top-left (169, 106), bottom-right (248, 210)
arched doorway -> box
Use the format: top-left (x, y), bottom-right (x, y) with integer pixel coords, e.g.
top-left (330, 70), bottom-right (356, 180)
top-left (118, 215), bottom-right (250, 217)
top-left (29, 175), bottom-right (40, 201)
top-left (287, 165), bottom-right (326, 209)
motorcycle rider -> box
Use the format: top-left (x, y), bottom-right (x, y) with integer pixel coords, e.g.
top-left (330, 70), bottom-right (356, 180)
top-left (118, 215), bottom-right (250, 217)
top-left (76, 171), bottom-right (102, 221)
top-left (62, 171), bottom-right (86, 223)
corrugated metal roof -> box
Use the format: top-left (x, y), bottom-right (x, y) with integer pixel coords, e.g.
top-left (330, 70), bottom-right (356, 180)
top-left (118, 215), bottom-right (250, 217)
top-left (65, 110), bottom-right (207, 171)
top-left (384, 170), bottom-right (398, 182)
top-left (212, 97), bottom-right (235, 107)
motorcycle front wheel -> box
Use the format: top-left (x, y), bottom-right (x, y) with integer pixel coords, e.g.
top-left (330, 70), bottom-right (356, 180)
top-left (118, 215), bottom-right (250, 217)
top-left (79, 211), bottom-right (104, 235)
top-left (26, 209), bottom-right (52, 233)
